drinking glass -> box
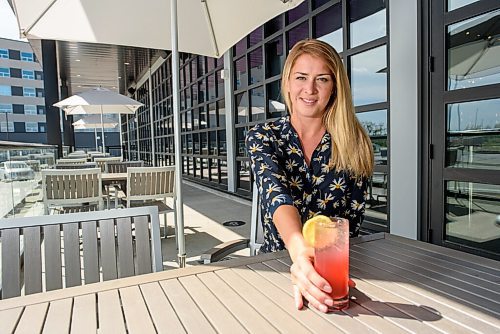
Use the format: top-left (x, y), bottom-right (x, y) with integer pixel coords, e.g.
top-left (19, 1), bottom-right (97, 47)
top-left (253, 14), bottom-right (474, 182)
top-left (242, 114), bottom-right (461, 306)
top-left (314, 217), bottom-right (349, 311)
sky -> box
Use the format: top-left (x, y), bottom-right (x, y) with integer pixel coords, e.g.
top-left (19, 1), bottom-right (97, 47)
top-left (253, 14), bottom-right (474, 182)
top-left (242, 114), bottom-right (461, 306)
top-left (0, 0), bottom-right (26, 41)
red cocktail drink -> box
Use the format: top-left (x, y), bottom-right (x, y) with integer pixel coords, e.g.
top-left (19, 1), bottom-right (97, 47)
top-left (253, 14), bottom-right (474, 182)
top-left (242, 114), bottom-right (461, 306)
top-left (314, 217), bottom-right (349, 311)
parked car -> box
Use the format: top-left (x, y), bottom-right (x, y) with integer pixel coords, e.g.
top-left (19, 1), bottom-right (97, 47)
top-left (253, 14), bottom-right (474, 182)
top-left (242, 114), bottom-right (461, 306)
top-left (0, 161), bottom-right (35, 181)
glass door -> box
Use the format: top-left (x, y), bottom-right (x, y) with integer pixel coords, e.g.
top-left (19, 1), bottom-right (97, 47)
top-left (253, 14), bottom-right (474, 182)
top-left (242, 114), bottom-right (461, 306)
top-left (428, 0), bottom-right (500, 259)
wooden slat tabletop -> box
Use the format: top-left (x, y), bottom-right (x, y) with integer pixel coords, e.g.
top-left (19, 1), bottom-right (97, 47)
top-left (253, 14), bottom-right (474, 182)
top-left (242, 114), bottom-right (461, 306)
top-left (0, 233), bottom-right (499, 333)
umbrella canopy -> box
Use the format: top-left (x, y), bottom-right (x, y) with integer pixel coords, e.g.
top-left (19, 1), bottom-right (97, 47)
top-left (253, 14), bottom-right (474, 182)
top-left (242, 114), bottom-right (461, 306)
top-left (11, 0), bottom-right (304, 58)
top-left (11, 0), bottom-right (304, 268)
top-left (54, 87), bottom-right (143, 115)
top-left (73, 116), bottom-right (118, 129)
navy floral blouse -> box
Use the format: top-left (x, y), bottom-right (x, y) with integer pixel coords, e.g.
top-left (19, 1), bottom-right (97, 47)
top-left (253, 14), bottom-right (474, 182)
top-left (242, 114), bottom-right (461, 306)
top-left (246, 116), bottom-right (368, 253)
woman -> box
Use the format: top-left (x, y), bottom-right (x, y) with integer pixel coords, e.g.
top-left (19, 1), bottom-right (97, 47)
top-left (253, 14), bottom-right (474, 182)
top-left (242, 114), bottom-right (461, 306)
top-left (246, 39), bottom-right (373, 313)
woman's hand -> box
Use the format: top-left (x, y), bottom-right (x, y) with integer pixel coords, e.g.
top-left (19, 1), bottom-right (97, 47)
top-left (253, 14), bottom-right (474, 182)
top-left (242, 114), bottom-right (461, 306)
top-left (290, 246), bottom-right (334, 313)
top-left (291, 247), bottom-right (356, 313)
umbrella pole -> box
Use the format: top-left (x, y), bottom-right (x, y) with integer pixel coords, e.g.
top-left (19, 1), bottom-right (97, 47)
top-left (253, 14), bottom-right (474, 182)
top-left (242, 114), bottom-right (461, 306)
top-left (94, 127), bottom-right (98, 151)
top-left (171, 0), bottom-right (186, 268)
top-left (100, 106), bottom-right (106, 153)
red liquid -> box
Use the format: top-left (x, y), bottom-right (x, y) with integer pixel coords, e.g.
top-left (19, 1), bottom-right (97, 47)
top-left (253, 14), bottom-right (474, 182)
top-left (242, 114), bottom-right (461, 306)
top-left (315, 243), bottom-right (349, 305)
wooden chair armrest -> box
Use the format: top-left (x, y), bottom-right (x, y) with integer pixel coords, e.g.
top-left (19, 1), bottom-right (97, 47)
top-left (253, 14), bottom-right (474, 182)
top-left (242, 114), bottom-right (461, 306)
top-left (201, 239), bottom-right (250, 264)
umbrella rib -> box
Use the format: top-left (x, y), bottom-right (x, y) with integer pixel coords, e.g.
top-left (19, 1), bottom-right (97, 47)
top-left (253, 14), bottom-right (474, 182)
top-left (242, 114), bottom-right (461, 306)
top-left (201, 0), bottom-right (220, 58)
top-left (22, 0), bottom-right (59, 36)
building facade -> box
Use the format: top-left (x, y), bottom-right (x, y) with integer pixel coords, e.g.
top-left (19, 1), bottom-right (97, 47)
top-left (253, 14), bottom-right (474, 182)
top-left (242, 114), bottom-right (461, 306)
top-left (0, 38), bottom-right (47, 143)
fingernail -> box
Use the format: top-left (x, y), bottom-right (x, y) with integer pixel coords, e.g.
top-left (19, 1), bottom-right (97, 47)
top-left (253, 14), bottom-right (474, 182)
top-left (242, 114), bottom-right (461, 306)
top-left (320, 304), bottom-right (328, 313)
top-left (323, 285), bottom-right (332, 293)
top-left (325, 298), bottom-right (333, 306)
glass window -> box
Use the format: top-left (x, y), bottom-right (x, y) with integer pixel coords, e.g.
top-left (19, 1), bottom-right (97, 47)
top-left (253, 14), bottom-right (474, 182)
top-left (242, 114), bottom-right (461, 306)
top-left (234, 38), bottom-right (247, 57)
top-left (313, 0), bottom-right (330, 9)
top-left (0, 104), bottom-right (12, 113)
top-left (23, 87), bottom-right (36, 97)
top-left (21, 52), bottom-right (34, 61)
top-left (218, 130), bottom-right (227, 155)
top-left (445, 181), bottom-right (500, 257)
top-left (38, 122), bottom-right (46, 132)
top-left (447, 0), bottom-right (480, 11)
top-left (207, 74), bottom-right (216, 100)
top-left (0, 85), bottom-right (11, 96)
top-left (24, 105), bottom-right (37, 115)
top-left (235, 57), bottom-right (247, 90)
top-left (236, 127), bottom-right (248, 157)
top-left (25, 122), bottom-right (38, 132)
top-left (356, 109), bottom-right (388, 165)
top-left (265, 36), bottom-right (284, 78)
top-left (0, 49), bottom-right (8, 59)
top-left (0, 67), bottom-right (10, 77)
top-left (350, 45), bottom-right (387, 106)
top-left (237, 160), bottom-right (252, 191)
top-left (267, 80), bottom-right (284, 119)
top-left (264, 15), bottom-right (283, 38)
top-left (446, 98), bottom-right (500, 170)
top-left (217, 99), bottom-right (225, 127)
top-left (249, 26), bottom-right (263, 48)
top-left (250, 86), bottom-right (265, 122)
top-left (287, 1), bottom-right (308, 25)
top-left (209, 131), bottom-right (217, 155)
top-left (0, 122), bottom-right (14, 132)
top-left (208, 103), bottom-right (216, 128)
top-left (235, 92), bottom-right (248, 124)
top-left (314, 2), bottom-right (343, 53)
top-left (249, 47), bottom-right (263, 85)
top-left (447, 9), bottom-right (500, 90)
top-left (288, 21), bottom-right (309, 51)
top-left (349, 0), bottom-right (386, 48)
top-left (220, 159), bottom-right (228, 185)
top-left (22, 70), bottom-right (34, 79)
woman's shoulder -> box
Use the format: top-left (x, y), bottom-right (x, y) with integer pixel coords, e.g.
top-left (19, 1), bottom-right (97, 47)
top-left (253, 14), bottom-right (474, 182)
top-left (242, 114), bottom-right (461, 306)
top-left (247, 117), bottom-right (289, 139)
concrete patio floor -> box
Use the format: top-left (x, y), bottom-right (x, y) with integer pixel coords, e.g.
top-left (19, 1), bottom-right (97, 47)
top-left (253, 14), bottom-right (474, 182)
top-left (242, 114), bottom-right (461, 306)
top-left (161, 181), bottom-right (253, 268)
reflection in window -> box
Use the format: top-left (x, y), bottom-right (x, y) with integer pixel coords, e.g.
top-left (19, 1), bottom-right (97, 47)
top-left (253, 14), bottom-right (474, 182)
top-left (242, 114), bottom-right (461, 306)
top-left (235, 92), bottom-right (248, 124)
top-left (445, 181), bottom-right (500, 257)
top-left (25, 122), bottom-right (38, 132)
top-left (287, 1), bottom-right (308, 24)
top-left (0, 104), bottom-right (12, 113)
top-left (0, 67), bottom-right (10, 77)
top-left (22, 70), bottom-right (34, 79)
top-left (23, 87), bottom-right (36, 97)
top-left (314, 2), bottom-right (343, 53)
top-left (236, 127), bottom-right (247, 157)
top-left (237, 160), bottom-right (252, 191)
top-left (267, 80), bottom-right (284, 119)
top-left (447, 9), bottom-right (500, 90)
top-left (288, 22), bottom-right (309, 51)
top-left (265, 36), bottom-right (284, 78)
top-left (24, 105), bottom-right (37, 115)
top-left (0, 49), bottom-right (8, 59)
top-left (250, 86), bottom-right (265, 122)
top-left (249, 27), bottom-right (263, 48)
top-left (350, 45), bottom-right (387, 106)
top-left (249, 47), bottom-right (263, 85)
top-left (218, 130), bottom-right (227, 155)
top-left (447, 0), bottom-right (480, 11)
top-left (0, 85), bottom-right (11, 96)
top-left (264, 16), bottom-right (282, 38)
top-left (349, 0), bottom-right (386, 48)
top-left (21, 52), bottom-right (33, 61)
top-left (0, 121), bottom-right (14, 132)
top-left (365, 171), bottom-right (388, 223)
top-left (235, 57), bottom-right (247, 90)
top-left (446, 98), bottom-right (500, 170)
top-left (217, 99), bottom-right (225, 127)
top-left (356, 109), bottom-right (388, 165)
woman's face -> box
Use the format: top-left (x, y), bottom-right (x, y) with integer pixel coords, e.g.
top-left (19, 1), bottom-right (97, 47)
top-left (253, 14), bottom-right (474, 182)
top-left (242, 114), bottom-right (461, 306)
top-left (286, 53), bottom-right (335, 120)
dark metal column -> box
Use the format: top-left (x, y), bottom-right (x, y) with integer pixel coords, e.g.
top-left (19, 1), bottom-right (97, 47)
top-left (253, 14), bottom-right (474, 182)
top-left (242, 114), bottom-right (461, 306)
top-left (60, 82), bottom-right (75, 148)
top-left (41, 40), bottom-right (62, 157)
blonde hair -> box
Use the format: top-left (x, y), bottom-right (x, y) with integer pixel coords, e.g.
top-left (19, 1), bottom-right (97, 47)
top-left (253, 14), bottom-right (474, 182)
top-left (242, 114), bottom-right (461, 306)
top-left (281, 39), bottom-right (373, 178)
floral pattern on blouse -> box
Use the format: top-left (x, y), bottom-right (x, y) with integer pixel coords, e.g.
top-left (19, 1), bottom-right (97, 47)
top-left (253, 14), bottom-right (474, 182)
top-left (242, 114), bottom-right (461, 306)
top-left (246, 116), bottom-right (368, 253)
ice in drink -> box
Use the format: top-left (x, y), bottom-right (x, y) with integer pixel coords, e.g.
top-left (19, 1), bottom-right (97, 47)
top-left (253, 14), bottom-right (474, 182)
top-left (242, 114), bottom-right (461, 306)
top-left (314, 217), bottom-right (349, 311)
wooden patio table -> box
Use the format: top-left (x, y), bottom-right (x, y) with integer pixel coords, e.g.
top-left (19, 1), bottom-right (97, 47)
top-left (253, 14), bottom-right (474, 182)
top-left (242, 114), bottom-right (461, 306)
top-left (1, 233), bottom-right (499, 333)
top-left (101, 172), bottom-right (127, 208)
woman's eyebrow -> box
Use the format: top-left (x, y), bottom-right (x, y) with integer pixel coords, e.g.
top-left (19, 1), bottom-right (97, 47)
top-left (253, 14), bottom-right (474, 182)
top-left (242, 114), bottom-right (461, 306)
top-left (293, 72), bottom-right (332, 76)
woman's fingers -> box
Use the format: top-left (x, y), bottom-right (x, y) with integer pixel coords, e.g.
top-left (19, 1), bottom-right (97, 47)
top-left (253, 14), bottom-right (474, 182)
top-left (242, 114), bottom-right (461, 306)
top-left (348, 278), bottom-right (356, 288)
top-left (293, 285), bottom-right (303, 309)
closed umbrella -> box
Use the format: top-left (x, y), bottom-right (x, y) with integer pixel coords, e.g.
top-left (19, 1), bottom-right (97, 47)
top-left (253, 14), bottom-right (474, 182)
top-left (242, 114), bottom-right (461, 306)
top-left (11, 0), bottom-right (305, 267)
top-left (55, 87), bottom-right (143, 153)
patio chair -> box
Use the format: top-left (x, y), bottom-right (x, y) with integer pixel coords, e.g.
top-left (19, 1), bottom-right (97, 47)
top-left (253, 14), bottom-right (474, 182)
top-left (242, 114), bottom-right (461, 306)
top-left (201, 181), bottom-right (263, 263)
top-left (42, 168), bottom-right (104, 215)
top-left (106, 160), bottom-right (144, 173)
top-left (94, 157), bottom-right (122, 172)
top-left (0, 206), bottom-right (162, 299)
top-left (56, 158), bottom-right (87, 165)
top-left (124, 166), bottom-right (175, 238)
top-left (55, 162), bottom-right (97, 169)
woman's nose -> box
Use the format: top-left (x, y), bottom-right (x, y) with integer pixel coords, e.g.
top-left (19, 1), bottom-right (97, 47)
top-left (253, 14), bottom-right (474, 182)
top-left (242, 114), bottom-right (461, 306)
top-left (304, 79), bottom-right (317, 94)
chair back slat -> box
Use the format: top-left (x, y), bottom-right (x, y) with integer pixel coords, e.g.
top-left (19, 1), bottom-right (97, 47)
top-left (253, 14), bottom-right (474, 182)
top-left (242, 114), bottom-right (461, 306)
top-left (116, 217), bottom-right (135, 278)
top-left (94, 157), bottom-right (122, 172)
top-left (126, 166), bottom-right (175, 202)
top-left (106, 161), bottom-right (143, 173)
top-left (55, 162), bottom-right (97, 169)
top-left (99, 219), bottom-right (118, 281)
top-left (56, 158), bottom-right (87, 165)
top-left (23, 227), bottom-right (42, 295)
top-left (44, 225), bottom-right (63, 291)
top-left (0, 207), bottom-right (162, 299)
top-left (81, 221), bottom-right (99, 284)
top-left (63, 223), bottom-right (82, 288)
top-left (134, 216), bottom-right (153, 275)
top-left (1, 229), bottom-right (21, 299)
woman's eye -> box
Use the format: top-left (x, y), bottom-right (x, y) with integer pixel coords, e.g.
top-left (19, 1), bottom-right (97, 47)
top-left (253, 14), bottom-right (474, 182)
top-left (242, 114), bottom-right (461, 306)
top-left (317, 77), bottom-right (329, 83)
top-left (296, 76), bottom-right (306, 80)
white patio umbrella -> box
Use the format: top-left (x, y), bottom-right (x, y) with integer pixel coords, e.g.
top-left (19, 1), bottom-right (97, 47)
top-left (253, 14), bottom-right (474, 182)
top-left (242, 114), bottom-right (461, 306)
top-left (73, 116), bottom-right (119, 151)
top-left (54, 87), bottom-right (143, 153)
top-left (10, 0), bottom-right (305, 267)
